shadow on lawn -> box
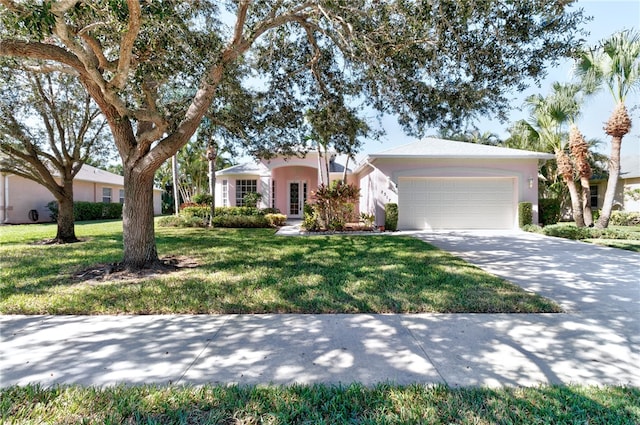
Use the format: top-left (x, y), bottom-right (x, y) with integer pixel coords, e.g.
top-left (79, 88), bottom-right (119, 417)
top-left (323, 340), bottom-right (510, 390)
top-left (1, 227), bottom-right (559, 314)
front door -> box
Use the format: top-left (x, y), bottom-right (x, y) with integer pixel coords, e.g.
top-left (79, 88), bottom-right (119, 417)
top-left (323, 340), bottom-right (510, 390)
top-left (288, 181), bottom-right (307, 218)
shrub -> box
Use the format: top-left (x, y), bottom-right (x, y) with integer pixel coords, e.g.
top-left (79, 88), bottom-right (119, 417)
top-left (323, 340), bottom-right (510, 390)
top-left (181, 205), bottom-right (210, 219)
top-left (305, 181), bottom-right (360, 231)
top-left (217, 206), bottom-right (263, 216)
top-left (103, 202), bottom-right (123, 219)
top-left (360, 212), bottom-right (375, 228)
top-left (48, 201), bottom-right (123, 221)
top-left (265, 213), bottom-right (287, 227)
top-left (610, 211), bottom-right (640, 226)
top-left (518, 202), bottom-right (533, 228)
top-left (191, 193), bottom-right (213, 205)
top-left (539, 198), bottom-right (561, 226)
top-left (261, 208), bottom-right (281, 215)
top-left (541, 224), bottom-right (591, 240)
top-left (522, 224), bottom-right (543, 234)
top-left (243, 192), bottom-right (263, 208)
top-left (385, 203), bottom-right (398, 231)
top-left (158, 215), bottom-right (206, 228)
top-left (47, 201), bottom-right (59, 220)
top-left (212, 214), bottom-right (270, 228)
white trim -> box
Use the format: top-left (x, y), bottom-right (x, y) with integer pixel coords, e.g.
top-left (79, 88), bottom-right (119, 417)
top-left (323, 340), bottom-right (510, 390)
top-left (287, 180), bottom-right (306, 218)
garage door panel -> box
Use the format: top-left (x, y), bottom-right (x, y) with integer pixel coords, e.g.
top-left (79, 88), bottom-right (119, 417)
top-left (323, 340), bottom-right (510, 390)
top-left (398, 178), bottom-right (515, 230)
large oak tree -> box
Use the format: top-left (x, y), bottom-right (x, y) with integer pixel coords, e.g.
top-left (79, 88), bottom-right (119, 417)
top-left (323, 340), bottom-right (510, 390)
top-left (0, 1), bottom-right (586, 269)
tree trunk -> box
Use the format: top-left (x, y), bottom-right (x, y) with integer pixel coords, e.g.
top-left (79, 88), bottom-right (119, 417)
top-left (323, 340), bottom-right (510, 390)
top-left (596, 136), bottom-right (622, 229)
top-left (54, 179), bottom-right (78, 243)
top-left (122, 167), bottom-right (158, 269)
top-left (579, 177), bottom-right (593, 226)
top-left (565, 178), bottom-right (585, 227)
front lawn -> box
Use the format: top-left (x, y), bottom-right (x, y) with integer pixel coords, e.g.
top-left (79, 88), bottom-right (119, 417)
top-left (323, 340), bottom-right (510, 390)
top-left (524, 223), bottom-right (640, 252)
top-left (2, 383), bottom-right (638, 424)
top-left (0, 220), bottom-right (561, 314)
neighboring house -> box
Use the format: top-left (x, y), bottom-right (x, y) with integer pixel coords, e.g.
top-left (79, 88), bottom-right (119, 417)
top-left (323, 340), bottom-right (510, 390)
top-left (0, 163), bottom-right (163, 224)
top-left (590, 155), bottom-right (640, 213)
top-left (215, 138), bottom-right (554, 230)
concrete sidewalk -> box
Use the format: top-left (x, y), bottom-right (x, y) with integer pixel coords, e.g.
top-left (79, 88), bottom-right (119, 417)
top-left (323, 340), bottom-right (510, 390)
top-left (2, 313), bottom-right (638, 388)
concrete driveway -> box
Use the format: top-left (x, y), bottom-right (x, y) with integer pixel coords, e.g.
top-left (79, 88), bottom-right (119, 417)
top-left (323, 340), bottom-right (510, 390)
top-left (406, 230), bottom-right (640, 315)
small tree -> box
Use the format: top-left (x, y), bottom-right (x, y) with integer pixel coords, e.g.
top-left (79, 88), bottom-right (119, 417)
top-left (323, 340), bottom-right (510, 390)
top-left (0, 70), bottom-right (109, 242)
top-left (306, 181), bottom-right (360, 231)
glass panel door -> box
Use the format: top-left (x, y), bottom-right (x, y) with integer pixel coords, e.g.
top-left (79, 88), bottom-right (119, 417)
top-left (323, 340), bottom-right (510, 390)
top-left (289, 182), bottom-right (300, 216)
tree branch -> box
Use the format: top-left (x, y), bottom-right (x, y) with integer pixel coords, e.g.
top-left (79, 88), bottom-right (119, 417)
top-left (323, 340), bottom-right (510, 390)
top-left (111, 0), bottom-right (141, 89)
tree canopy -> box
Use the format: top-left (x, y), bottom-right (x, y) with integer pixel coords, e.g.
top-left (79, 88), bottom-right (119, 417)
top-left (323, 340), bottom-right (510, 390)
top-left (0, 0), bottom-right (588, 268)
top-left (0, 69), bottom-right (110, 241)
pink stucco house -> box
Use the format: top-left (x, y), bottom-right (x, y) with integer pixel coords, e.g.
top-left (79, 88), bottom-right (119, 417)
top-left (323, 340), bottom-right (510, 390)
top-left (0, 163), bottom-right (163, 224)
top-left (215, 138), bottom-right (554, 230)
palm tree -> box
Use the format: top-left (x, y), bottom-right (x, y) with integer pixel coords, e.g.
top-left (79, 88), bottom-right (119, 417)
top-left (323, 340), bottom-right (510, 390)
top-left (521, 83), bottom-right (589, 226)
top-left (569, 125), bottom-right (594, 226)
top-left (576, 29), bottom-right (640, 228)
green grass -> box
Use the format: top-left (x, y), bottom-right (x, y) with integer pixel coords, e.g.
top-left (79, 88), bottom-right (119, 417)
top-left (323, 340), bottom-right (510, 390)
top-left (1, 383), bottom-right (638, 424)
top-left (0, 219), bottom-right (561, 314)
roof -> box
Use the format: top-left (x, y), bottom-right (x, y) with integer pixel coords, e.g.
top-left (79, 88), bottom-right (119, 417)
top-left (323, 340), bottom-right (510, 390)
top-left (75, 164), bottom-right (124, 185)
top-left (368, 138), bottom-right (555, 160)
top-left (74, 164), bottom-right (162, 191)
top-left (621, 155), bottom-right (640, 179)
top-left (215, 162), bottom-right (269, 176)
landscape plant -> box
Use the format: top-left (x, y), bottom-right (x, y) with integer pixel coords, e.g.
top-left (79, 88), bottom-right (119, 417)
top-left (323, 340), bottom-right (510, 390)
top-left (305, 181), bottom-right (360, 231)
top-left (385, 203), bottom-right (399, 231)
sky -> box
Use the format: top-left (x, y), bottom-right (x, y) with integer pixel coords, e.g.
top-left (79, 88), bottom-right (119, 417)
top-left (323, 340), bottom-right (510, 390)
top-left (356, 0), bottom-right (640, 160)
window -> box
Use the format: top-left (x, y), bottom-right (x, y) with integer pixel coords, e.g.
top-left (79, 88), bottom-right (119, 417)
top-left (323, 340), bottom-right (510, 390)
top-left (235, 179), bottom-right (257, 206)
top-left (119, 189), bottom-right (125, 204)
top-left (590, 185), bottom-right (598, 208)
top-left (102, 187), bottom-right (112, 203)
top-left (271, 180), bottom-right (276, 209)
top-left (222, 180), bottom-right (228, 207)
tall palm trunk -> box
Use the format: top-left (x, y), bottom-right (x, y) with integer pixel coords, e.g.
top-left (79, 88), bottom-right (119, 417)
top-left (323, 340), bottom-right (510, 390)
top-left (556, 149), bottom-right (585, 227)
top-left (597, 103), bottom-right (631, 228)
top-left (569, 126), bottom-right (593, 226)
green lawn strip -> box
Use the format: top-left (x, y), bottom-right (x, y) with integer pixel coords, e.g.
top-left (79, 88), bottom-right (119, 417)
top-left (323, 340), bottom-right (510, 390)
top-left (2, 383), bottom-right (638, 424)
top-left (0, 221), bottom-right (560, 314)
top-left (585, 239), bottom-right (640, 252)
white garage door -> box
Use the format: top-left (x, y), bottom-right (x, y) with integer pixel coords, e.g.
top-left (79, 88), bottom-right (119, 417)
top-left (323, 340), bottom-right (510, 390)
top-left (398, 177), bottom-right (515, 230)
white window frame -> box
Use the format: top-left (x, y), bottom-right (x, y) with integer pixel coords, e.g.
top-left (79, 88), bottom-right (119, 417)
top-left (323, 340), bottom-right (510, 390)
top-left (119, 189), bottom-right (125, 204)
top-left (102, 187), bottom-right (112, 203)
top-left (222, 180), bottom-right (228, 207)
top-left (235, 179), bottom-right (257, 207)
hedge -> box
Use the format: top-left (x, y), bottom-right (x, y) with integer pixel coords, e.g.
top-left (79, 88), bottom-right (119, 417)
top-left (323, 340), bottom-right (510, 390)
top-left (539, 198), bottom-right (561, 226)
top-left (47, 201), bottom-right (123, 221)
top-left (518, 202), bottom-right (533, 228)
top-left (384, 203), bottom-right (398, 231)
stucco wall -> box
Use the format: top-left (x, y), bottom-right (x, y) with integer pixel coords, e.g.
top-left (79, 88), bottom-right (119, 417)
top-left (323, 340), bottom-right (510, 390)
top-left (214, 173), bottom-right (268, 208)
top-left (271, 166), bottom-right (318, 214)
top-left (623, 177), bottom-right (640, 212)
top-left (1, 174), bottom-right (162, 224)
top-left (356, 158), bottom-right (543, 225)
top-left (1, 175), bottom-right (53, 224)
